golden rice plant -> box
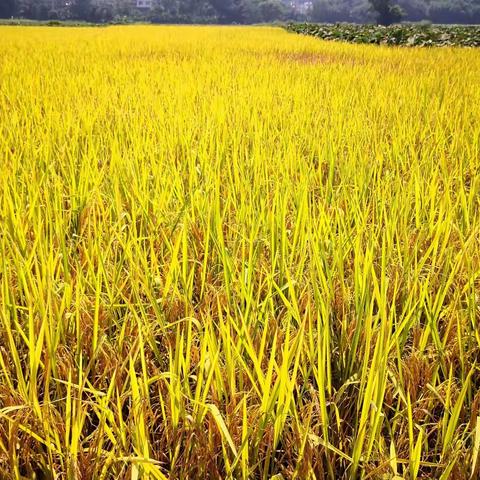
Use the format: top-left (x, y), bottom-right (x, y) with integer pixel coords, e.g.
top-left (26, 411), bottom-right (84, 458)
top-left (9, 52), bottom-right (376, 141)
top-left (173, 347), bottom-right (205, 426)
top-left (0, 25), bottom-right (479, 479)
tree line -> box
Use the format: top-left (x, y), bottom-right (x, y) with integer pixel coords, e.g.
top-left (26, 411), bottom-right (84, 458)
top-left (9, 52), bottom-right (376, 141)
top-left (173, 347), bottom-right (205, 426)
top-left (312, 0), bottom-right (480, 25)
top-left (1, 0), bottom-right (479, 25)
top-left (1, 0), bottom-right (292, 23)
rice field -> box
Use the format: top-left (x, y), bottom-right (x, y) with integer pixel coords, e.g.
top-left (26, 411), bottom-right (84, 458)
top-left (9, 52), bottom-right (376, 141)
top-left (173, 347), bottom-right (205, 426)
top-left (0, 25), bottom-right (480, 479)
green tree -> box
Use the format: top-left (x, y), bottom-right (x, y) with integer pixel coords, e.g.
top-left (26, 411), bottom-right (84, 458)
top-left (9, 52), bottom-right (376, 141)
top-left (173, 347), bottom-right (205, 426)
top-left (256, 0), bottom-right (288, 22)
top-left (113, 0), bottom-right (135, 16)
top-left (70, 0), bottom-right (93, 20)
top-left (0, 0), bottom-right (17, 18)
top-left (369, 0), bottom-right (403, 24)
top-left (209, 0), bottom-right (247, 23)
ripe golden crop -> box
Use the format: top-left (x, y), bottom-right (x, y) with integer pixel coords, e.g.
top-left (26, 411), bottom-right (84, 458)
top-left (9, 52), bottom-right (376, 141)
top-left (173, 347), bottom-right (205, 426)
top-left (1, 25), bottom-right (479, 479)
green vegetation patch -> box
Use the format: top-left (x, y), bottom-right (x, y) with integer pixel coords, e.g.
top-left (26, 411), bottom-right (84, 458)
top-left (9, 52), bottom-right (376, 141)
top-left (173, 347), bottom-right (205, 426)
top-left (0, 18), bottom-right (104, 26)
top-left (286, 22), bottom-right (480, 46)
